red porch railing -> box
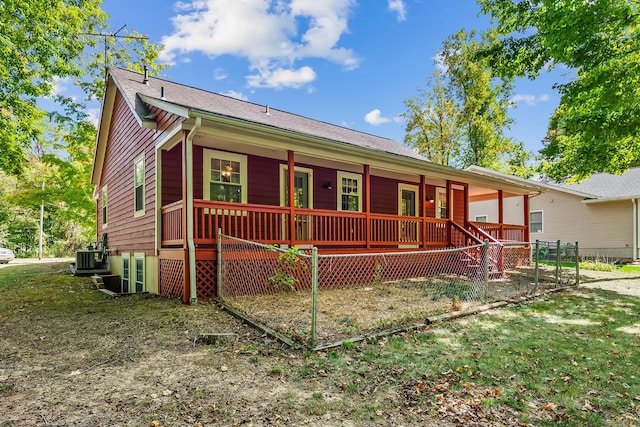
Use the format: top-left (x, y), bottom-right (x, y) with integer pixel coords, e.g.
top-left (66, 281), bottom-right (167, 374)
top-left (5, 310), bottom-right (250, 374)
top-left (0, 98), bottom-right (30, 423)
top-left (161, 200), bottom-right (525, 249)
top-left (160, 201), bottom-right (184, 246)
top-left (469, 221), bottom-right (528, 242)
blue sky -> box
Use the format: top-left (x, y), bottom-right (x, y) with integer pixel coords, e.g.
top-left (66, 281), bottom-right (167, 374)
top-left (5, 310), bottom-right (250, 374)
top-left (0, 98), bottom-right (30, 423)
top-left (97, 0), bottom-right (565, 155)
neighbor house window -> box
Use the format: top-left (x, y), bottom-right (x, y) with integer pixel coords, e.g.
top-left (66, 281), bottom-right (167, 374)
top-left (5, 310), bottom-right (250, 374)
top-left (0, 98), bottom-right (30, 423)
top-left (474, 215), bottom-right (488, 222)
top-left (134, 154), bottom-right (145, 216)
top-left (102, 186), bottom-right (108, 228)
top-left (134, 253), bottom-right (144, 293)
top-left (530, 210), bottom-right (543, 233)
top-left (203, 150), bottom-right (248, 203)
top-left (337, 171), bottom-right (362, 212)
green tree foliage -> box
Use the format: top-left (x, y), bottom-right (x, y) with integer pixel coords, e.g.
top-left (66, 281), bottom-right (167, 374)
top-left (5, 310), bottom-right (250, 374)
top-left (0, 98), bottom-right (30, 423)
top-left (478, 0), bottom-right (640, 181)
top-left (0, 1), bottom-right (167, 256)
top-left (403, 70), bottom-right (460, 166)
top-left (0, 0), bottom-right (106, 175)
top-left (404, 30), bottom-right (532, 176)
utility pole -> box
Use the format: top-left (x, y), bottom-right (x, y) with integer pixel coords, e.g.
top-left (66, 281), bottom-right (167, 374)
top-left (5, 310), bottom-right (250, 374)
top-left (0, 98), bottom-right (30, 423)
top-left (39, 182), bottom-right (44, 260)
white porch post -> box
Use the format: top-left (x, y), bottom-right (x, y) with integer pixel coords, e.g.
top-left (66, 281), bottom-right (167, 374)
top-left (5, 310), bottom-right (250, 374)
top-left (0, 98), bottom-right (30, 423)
top-left (186, 117), bottom-right (202, 304)
top-left (633, 199), bottom-right (638, 262)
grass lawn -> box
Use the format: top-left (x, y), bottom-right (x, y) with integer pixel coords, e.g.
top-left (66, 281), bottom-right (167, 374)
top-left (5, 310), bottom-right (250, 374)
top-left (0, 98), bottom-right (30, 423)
top-left (1, 262), bottom-right (638, 426)
top-left (619, 264), bottom-right (640, 273)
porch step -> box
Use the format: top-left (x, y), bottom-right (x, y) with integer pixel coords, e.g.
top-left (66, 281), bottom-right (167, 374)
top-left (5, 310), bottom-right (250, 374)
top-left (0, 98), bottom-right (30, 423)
top-left (91, 275), bottom-right (104, 289)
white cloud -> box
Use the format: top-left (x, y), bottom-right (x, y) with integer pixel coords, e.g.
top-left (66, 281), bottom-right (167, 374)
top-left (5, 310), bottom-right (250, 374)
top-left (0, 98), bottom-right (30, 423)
top-left (160, 0), bottom-right (359, 89)
top-left (511, 94), bottom-right (550, 106)
top-left (223, 90), bottom-right (248, 101)
top-left (246, 66), bottom-right (316, 89)
top-left (364, 109), bottom-right (391, 126)
top-left (48, 77), bottom-right (71, 98)
top-left (213, 68), bottom-right (228, 80)
top-left (388, 0), bottom-right (406, 22)
top-left (86, 107), bottom-right (101, 126)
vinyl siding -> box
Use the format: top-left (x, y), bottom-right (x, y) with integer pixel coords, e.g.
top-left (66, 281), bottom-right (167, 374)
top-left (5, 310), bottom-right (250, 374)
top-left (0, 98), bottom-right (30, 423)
top-left (469, 195), bottom-right (525, 225)
top-left (530, 190), bottom-right (633, 257)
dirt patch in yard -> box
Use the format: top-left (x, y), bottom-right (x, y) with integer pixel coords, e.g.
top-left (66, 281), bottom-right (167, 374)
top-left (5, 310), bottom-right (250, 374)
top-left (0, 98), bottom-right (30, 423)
top-left (0, 262), bottom-right (444, 426)
top-left (578, 269), bottom-right (640, 297)
top-left (1, 262), bottom-right (637, 426)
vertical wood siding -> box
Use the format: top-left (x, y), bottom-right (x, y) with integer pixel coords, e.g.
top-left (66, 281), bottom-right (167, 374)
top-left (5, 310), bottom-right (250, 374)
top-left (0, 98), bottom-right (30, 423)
top-left (161, 145), bottom-right (183, 206)
top-left (453, 188), bottom-right (465, 223)
top-left (370, 176), bottom-right (399, 215)
top-left (425, 184), bottom-right (436, 218)
top-left (248, 155), bottom-right (280, 206)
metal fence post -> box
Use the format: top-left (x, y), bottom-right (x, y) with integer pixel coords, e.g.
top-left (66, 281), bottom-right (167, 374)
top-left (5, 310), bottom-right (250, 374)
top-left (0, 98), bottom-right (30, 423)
top-left (483, 240), bottom-right (489, 303)
top-left (217, 228), bottom-right (222, 299)
top-left (555, 239), bottom-right (561, 286)
top-left (534, 240), bottom-right (539, 289)
top-left (311, 247), bottom-right (318, 348)
top-left (575, 241), bottom-right (580, 287)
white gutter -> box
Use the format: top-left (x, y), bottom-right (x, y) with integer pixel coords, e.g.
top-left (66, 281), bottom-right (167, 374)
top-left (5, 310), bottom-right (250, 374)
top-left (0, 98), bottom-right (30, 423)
top-left (582, 195), bottom-right (640, 204)
top-left (633, 199), bottom-right (638, 262)
top-left (186, 116), bottom-right (201, 304)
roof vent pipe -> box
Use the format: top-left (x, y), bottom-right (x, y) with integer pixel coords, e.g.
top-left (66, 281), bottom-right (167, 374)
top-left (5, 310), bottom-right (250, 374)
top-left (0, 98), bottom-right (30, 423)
top-left (160, 86), bottom-right (165, 99)
top-left (143, 65), bottom-right (149, 85)
top-left (265, 104), bottom-right (270, 115)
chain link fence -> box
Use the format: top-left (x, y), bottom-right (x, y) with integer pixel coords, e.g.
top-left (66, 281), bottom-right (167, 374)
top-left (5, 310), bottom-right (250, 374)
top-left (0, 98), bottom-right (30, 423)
top-left (217, 233), bottom-right (579, 349)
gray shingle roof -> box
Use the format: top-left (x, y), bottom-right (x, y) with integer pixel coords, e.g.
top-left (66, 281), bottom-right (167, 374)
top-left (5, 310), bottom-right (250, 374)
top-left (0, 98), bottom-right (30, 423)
top-left (109, 67), bottom-right (425, 161)
top-left (552, 168), bottom-right (640, 199)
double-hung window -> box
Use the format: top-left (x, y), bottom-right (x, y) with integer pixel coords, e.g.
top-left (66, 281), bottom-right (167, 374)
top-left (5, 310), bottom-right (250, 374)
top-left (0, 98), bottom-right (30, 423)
top-left (203, 150), bottom-right (248, 203)
top-left (337, 171), bottom-right (362, 212)
top-left (134, 154), bottom-right (145, 216)
top-left (529, 210), bottom-right (543, 233)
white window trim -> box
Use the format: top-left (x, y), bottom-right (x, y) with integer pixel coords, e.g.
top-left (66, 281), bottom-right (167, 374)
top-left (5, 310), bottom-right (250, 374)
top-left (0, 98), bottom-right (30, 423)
top-left (398, 183), bottom-right (419, 217)
top-left (134, 154), bottom-right (145, 218)
top-left (337, 171), bottom-right (362, 212)
top-left (121, 252), bottom-right (130, 293)
top-left (279, 164), bottom-right (314, 208)
top-left (530, 210), bottom-right (544, 234)
top-left (102, 185), bottom-right (108, 229)
top-left (474, 215), bottom-right (488, 222)
top-left (436, 187), bottom-right (447, 219)
top-left (134, 252), bottom-right (145, 293)
top-left (203, 149), bottom-right (248, 204)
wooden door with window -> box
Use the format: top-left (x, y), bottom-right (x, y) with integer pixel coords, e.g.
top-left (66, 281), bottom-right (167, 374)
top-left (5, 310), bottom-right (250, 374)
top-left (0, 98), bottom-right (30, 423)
top-left (281, 167), bottom-right (313, 242)
top-left (398, 184), bottom-right (419, 246)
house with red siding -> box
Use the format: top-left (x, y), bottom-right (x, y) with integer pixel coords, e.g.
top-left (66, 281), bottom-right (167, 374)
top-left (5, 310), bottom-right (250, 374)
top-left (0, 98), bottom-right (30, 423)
top-left (92, 67), bottom-right (541, 303)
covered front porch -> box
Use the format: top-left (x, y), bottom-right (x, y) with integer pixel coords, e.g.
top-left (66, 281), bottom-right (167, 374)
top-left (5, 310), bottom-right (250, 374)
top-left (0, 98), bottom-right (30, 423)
top-left (154, 120), bottom-right (533, 303)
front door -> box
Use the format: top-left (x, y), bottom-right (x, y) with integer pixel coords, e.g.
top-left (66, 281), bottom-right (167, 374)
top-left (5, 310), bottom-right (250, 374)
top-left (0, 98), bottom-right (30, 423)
top-left (398, 184), bottom-right (419, 246)
top-left (280, 166), bottom-right (314, 242)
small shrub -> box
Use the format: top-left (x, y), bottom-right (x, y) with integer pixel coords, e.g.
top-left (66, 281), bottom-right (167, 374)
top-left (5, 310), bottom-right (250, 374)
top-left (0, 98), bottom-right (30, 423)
top-left (580, 260), bottom-right (616, 272)
top-left (267, 245), bottom-right (307, 291)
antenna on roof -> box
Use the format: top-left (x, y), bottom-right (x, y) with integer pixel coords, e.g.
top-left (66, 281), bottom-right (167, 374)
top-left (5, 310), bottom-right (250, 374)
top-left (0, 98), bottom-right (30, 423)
top-left (81, 24), bottom-right (149, 83)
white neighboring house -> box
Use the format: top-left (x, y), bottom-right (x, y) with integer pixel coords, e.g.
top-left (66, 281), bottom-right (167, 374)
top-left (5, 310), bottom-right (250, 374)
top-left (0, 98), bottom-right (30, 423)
top-left (467, 166), bottom-right (640, 262)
